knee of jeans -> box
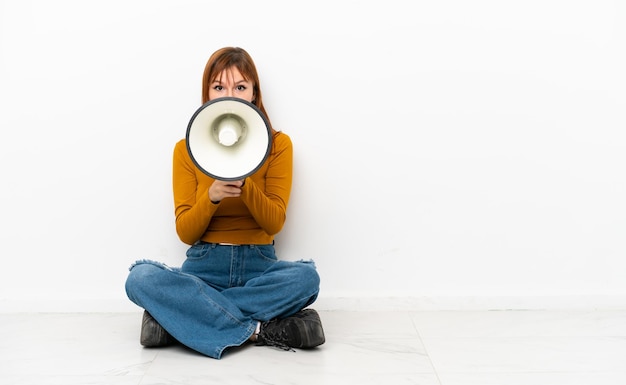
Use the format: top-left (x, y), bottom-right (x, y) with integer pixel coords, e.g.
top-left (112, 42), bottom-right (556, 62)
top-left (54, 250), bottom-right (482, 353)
top-left (294, 260), bottom-right (321, 293)
top-left (129, 259), bottom-right (173, 272)
top-left (125, 261), bottom-right (168, 297)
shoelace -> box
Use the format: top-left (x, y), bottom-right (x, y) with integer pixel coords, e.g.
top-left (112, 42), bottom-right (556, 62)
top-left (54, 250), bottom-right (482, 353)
top-left (257, 321), bottom-right (296, 352)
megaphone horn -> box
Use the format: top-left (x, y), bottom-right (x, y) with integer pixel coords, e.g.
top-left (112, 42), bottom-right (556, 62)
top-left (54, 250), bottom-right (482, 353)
top-left (186, 97), bottom-right (272, 181)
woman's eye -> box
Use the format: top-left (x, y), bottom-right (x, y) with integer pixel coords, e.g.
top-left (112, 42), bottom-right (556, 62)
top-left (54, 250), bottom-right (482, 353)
top-left (236, 85), bottom-right (246, 91)
top-left (214, 85), bottom-right (223, 91)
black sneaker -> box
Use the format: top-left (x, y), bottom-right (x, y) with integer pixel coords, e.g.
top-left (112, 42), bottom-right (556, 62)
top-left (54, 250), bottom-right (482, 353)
top-left (140, 310), bottom-right (175, 347)
top-left (256, 308), bottom-right (325, 351)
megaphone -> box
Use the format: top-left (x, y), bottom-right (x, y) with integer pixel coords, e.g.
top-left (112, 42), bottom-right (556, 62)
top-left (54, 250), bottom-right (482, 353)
top-left (186, 97), bottom-right (272, 181)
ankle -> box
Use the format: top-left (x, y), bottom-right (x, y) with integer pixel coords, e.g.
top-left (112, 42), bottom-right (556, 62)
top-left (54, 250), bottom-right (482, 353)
top-left (248, 321), bottom-right (261, 342)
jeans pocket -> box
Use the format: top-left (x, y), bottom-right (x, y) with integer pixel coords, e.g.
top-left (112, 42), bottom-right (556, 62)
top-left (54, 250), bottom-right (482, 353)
top-left (185, 243), bottom-right (212, 260)
top-left (252, 244), bottom-right (278, 262)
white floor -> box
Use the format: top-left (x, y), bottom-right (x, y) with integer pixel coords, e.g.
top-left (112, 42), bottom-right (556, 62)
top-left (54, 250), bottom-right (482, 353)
top-left (1, 310), bottom-right (626, 385)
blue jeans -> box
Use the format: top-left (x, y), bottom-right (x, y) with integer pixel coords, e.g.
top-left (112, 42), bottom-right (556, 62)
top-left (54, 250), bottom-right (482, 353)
top-left (125, 243), bottom-right (320, 359)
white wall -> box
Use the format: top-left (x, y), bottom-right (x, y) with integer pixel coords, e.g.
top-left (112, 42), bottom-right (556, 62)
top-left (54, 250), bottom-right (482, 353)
top-left (1, 0), bottom-right (625, 312)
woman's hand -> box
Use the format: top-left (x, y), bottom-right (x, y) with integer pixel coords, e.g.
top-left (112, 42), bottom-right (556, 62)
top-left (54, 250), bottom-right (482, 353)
top-left (208, 179), bottom-right (245, 204)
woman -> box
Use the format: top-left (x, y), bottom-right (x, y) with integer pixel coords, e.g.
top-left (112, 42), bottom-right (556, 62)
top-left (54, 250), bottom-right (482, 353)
top-left (125, 47), bottom-right (325, 359)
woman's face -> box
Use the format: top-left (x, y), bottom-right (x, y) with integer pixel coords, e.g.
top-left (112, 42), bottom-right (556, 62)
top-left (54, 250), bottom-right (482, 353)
top-left (208, 67), bottom-right (255, 102)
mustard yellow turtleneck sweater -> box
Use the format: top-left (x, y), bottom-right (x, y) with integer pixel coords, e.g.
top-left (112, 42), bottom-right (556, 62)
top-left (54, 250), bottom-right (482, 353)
top-left (172, 132), bottom-right (293, 245)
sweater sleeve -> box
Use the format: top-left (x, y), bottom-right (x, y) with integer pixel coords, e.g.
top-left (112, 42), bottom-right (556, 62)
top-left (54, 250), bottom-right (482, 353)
top-left (240, 132), bottom-right (293, 235)
top-left (172, 139), bottom-right (218, 245)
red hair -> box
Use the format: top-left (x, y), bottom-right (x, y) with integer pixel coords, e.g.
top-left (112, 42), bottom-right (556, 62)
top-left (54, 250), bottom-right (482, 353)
top-left (201, 47), bottom-right (273, 132)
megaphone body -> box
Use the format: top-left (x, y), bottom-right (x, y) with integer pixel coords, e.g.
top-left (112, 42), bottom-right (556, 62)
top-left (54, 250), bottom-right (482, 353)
top-left (186, 97), bottom-right (272, 181)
